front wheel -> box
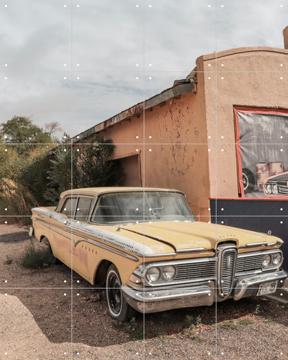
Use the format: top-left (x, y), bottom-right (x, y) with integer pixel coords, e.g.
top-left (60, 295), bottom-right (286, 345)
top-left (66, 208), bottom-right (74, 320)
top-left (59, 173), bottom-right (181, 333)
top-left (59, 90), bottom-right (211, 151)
top-left (105, 264), bottom-right (134, 321)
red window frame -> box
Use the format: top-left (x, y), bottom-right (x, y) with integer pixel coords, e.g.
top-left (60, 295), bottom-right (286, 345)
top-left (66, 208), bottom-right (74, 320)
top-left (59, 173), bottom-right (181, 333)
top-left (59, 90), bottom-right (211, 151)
top-left (234, 105), bottom-right (288, 199)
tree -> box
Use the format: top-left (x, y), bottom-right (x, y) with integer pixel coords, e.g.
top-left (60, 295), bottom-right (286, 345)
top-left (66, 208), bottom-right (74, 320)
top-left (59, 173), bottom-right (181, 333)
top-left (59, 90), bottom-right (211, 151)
top-left (0, 116), bottom-right (55, 154)
top-left (45, 138), bottom-right (123, 203)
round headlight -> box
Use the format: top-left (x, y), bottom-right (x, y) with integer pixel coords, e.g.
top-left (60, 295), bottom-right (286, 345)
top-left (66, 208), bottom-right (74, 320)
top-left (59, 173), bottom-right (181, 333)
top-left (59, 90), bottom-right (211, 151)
top-left (146, 267), bottom-right (160, 283)
top-left (266, 184), bottom-right (272, 194)
top-left (272, 253), bottom-right (282, 266)
top-left (272, 184), bottom-right (278, 194)
top-left (262, 254), bottom-right (271, 268)
top-left (162, 265), bottom-right (176, 281)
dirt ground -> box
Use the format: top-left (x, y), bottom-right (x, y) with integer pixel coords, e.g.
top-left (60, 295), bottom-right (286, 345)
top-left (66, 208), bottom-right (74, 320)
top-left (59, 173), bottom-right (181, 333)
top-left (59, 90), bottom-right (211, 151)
top-left (1, 224), bottom-right (288, 360)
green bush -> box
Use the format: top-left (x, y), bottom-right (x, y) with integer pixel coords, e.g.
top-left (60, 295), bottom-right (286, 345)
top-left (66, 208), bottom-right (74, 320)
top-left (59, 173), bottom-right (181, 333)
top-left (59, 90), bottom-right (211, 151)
top-left (21, 242), bottom-right (56, 269)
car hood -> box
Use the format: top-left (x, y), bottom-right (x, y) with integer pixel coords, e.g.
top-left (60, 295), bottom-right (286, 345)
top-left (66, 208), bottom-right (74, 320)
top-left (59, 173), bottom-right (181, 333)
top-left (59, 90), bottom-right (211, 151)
top-left (111, 221), bottom-right (281, 255)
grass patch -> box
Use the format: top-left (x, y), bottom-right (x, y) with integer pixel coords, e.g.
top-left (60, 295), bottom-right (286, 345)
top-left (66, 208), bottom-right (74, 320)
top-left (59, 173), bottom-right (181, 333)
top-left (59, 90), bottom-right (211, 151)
top-left (21, 241), bottom-right (56, 269)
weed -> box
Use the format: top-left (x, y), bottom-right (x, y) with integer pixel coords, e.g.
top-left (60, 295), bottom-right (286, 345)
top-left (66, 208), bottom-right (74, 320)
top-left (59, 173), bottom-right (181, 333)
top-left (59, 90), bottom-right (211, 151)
top-left (4, 255), bottom-right (13, 265)
top-left (21, 241), bottom-right (56, 269)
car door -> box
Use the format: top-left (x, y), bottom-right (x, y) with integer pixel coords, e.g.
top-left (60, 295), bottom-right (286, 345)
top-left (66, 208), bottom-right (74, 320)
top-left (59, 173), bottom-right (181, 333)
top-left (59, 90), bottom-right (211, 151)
top-left (70, 196), bottom-right (95, 278)
top-left (50, 196), bottom-right (78, 267)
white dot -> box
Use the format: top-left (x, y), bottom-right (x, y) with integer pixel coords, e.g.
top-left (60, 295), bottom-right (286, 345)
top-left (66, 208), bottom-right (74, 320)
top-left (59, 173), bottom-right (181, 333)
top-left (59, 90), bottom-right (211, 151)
top-left (148, 4), bottom-right (152, 8)
top-left (77, 148), bottom-right (80, 152)
top-left (76, 76), bottom-right (80, 80)
top-left (208, 4), bottom-right (212, 8)
top-left (208, 63), bottom-right (211, 67)
top-left (4, 76), bottom-right (8, 80)
top-left (63, 63), bottom-right (67, 67)
top-left (76, 4), bottom-right (80, 7)
top-left (136, 63), bottom-right (140, 67)
top-left (280, 135), bottom-right (283, 139)
top-left (221, 76), bottom-right (224, 80)
top-left (135, 76), bottom-right (139, 80)
top-left (221, 63), bottom-right (224, 67)
top-left (4, 148), bottom-right (7, 152)
top-left (149, 148), bottom-right (152, 152)
top-left (208, 148), bottom-right (211, 152)
top-left (221, 148), bottom-right (224, 152)
top-left (148, 63), bottom-right (152, 67)
top-left (280, 63), bottom-right (284, 67)
top-left (221, 208), bottom-right (224, 211)
top-left (208, 135), bottom-right (211, 139)
top-left (148, 76), bottom-right (153, 80)
top-left (4, 63), bottom-right (7, 67)
top-left (208, 76), bottom-right (211, 80)
top-left (64, 293), bottom-right (67, 296)
top-left (4, 221), bottom-right (7, 224)
top-left (280, 293), bottom-right (283, 296)
top-left (280, 76), bottom-right (284, 80)
top-left (136, 148), bottom-right (139, 152)
top-left (280, 221), bottom-right (283, 224)
top-left (136, 4), bottom-right (140, 7)
top-left (64, 280), bottom-right (67, 283)
top-left (221, 221), bottom-right (224, 224)
top-left (63, 76), bottom-right (67, 80)
top-left (136, 135), bottom-right (139, 139)
top-left (77, 280), bottom-right (80, 283)
top-left (280, 208), bottom-right (283, 211)
top-left (148, 135), bottom-right (152, 139)
top-left (64, 4), bottom-right (67, 8)
top-left (4, 208), bottom-right (7, 211)
top-left (4, 4), bottom-right (7, 7)
top-left (77, 293), bottom-right (80, 296)
top-left (280, 148), bottom-right (284, 152)
top-left (76, 63), bottom-right (80, 67)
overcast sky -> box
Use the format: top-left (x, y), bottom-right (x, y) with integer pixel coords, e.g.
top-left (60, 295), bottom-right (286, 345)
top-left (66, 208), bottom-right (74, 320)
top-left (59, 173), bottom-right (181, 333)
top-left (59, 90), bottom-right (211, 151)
top-left (0, 0), bottom-right (287, 136)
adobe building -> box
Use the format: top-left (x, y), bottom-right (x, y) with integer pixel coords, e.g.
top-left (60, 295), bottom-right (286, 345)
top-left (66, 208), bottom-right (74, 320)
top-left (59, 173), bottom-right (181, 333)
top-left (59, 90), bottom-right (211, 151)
top-left (74, 28), bottom-right (288, 266)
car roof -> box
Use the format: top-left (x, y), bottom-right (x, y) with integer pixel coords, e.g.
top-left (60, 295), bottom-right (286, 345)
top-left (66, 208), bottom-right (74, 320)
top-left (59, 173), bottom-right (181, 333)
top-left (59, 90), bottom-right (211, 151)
top-left (60, 187), bottom-right (183, 198)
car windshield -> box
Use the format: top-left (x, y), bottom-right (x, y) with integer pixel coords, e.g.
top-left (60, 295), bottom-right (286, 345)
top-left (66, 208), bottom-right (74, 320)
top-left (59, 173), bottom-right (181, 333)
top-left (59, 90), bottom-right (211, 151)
top-left (91, 191), bottom-right (194, 224)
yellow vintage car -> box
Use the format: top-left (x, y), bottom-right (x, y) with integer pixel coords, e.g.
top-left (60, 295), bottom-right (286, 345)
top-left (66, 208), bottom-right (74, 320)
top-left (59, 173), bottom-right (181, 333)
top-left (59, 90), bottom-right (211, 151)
top-left (31, 187), bottom-right (287, 321)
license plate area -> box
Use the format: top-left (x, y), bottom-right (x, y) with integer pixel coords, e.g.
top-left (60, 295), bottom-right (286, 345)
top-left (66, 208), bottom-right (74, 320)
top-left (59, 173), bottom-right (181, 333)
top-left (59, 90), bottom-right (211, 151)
top-left (257, 281), bottom-right (278, 296)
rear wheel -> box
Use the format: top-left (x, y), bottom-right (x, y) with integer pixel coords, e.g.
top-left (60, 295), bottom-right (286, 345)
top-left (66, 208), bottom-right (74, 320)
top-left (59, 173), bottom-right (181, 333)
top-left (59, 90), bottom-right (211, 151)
top-left (105, 264), bottom-right (134, 321)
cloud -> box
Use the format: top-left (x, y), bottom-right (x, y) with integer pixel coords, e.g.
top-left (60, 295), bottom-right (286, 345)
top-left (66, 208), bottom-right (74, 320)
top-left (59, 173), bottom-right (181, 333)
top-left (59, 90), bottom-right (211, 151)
top-left (0, 0), bottom-right (286, 135)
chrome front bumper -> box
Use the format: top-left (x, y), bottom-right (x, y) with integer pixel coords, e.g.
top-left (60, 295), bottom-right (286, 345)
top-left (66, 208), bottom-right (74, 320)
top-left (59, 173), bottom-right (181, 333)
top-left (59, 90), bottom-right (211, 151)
top-left (122, 270), bottom-right (287, 314)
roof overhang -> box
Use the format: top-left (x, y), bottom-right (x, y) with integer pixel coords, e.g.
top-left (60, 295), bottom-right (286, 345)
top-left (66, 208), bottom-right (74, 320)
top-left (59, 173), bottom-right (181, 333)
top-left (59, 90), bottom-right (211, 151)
top-left (72, 80), bottom-right (195, 143)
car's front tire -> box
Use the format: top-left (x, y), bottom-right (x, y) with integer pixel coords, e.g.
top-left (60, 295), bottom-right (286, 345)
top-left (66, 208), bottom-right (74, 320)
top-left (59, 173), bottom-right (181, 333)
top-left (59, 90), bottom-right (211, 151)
top-left (105, 264), bottom-right (134, 321)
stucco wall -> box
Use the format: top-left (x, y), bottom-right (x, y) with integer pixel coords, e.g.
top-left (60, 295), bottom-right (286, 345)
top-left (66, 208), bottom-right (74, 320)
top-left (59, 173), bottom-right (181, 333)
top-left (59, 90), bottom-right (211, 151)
top-left (202, 48), bottom-right (288, 199)
top-left (95, 72), bottom-right (210, 219)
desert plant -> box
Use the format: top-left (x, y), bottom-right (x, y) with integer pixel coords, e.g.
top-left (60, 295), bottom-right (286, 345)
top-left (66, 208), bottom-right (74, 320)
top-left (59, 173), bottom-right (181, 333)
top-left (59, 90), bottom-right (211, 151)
top-left (21, 241), bottom-right (56, 269)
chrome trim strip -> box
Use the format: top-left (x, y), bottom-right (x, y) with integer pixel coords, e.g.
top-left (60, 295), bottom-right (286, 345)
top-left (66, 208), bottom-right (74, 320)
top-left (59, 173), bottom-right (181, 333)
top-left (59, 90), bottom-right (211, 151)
top-left (238, 249), bottom-right (281, 258)
top-left (245, 242), bottom-right (275, 247)
top-left (33, 208), bottom-right (162, 257)
top-left (176, 247), bottom-right (206, 253)
top-left (73, 239), bottom-right (138, 262)
top-left (34, 215), bottom-right (139, 262)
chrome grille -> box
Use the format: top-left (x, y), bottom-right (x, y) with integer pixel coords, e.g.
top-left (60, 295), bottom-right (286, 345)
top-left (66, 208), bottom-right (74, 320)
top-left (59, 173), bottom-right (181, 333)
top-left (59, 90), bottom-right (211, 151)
top-left (278, 185), bottom-right (288, 194)
top-left (174, 261), bottom-right (216, 282)
top-left (236, 254), bottom-right (264, 273)
top-left (218, 245), bottom-right (237, 297)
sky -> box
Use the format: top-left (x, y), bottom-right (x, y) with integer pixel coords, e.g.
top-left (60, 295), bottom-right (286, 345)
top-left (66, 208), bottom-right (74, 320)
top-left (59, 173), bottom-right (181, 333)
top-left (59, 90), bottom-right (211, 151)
top-left (0, 0), bottom-right (287, 136)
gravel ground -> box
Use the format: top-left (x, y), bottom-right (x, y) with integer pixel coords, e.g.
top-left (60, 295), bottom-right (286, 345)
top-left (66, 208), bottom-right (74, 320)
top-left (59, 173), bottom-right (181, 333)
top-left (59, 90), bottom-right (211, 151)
top-left (0, 224), bottom-right (288, 360)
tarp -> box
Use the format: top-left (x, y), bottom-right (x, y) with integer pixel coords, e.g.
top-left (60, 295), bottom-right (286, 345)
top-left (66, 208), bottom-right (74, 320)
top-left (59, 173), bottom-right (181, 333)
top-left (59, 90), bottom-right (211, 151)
top-left (236, 110), bottom-right (288, 198)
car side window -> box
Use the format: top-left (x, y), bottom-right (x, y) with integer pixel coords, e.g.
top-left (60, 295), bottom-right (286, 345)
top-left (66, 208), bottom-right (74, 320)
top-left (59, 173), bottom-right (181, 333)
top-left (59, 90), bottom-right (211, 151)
top-left (61, 197), bottom-right (78, 218)
top-left (75, 197), bottom-right (93, 222)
